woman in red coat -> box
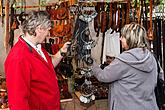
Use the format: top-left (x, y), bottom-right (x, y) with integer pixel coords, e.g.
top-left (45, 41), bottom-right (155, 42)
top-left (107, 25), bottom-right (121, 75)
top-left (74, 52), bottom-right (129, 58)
top-left (4, 11), bottom-right (70, 110)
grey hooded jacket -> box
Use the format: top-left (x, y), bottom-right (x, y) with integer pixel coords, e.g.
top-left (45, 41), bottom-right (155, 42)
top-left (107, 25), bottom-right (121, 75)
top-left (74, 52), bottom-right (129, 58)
top-left (92, 48), bottom-right (159, 110)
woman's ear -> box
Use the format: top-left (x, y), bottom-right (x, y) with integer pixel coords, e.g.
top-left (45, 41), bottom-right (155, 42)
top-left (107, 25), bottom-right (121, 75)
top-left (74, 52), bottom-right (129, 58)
top-left (33, 31), bottom-right (36, 36)
top-left (35, 27), bottom-right (42, 36)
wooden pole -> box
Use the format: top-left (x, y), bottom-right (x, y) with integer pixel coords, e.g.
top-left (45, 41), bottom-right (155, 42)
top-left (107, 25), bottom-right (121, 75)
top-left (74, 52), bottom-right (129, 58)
top-left (4, 0), bottom-right (10, 53)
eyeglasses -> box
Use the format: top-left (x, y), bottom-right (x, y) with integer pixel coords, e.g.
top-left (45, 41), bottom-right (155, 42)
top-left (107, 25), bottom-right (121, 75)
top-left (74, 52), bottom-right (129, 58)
top-left (106, 56), bottom-right (115, 59)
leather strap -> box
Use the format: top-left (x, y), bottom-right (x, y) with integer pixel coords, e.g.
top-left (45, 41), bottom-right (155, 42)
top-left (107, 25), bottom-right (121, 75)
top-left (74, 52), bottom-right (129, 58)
top-left (109, 3), bottom-right (113, 29)
top-left (94, 2), bottom-right (101, 37)
top-left (101, 3), bottom-right (107, 33)
top-left (121, 3), bottom-right (126, 27)
top-left (101, 11), bottom-right (107, 33)
top-left (136, 0), bottom-right (141, 24)
top-left (148, 0), bottom-right (153, 40)
top-left (126, 0), bottom-right (130, 24)
top-left (113, 3), bottom-right (117, 32)
top-left (140, 0), bottom-right (144, 25)
top-left (144, 0), bottom-right (148, 30)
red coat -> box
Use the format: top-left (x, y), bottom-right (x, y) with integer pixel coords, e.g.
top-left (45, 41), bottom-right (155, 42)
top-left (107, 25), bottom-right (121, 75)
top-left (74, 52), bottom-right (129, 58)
top-left (4, 37), bottom-right (60, 110)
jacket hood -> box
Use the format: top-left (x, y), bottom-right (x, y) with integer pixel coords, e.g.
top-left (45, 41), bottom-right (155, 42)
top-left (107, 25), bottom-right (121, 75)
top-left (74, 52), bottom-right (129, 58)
top-left (116, 48), bottom-right (154, 73)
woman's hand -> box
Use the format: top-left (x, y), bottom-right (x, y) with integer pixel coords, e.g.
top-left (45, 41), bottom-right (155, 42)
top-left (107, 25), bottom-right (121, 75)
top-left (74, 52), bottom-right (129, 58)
top-left (60, 41), bottom-right (71, 53)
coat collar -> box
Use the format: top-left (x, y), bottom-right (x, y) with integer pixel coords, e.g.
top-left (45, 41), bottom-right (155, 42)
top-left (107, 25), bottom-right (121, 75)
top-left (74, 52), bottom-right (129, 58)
top-left (19, 36), bottom-right (55, 71)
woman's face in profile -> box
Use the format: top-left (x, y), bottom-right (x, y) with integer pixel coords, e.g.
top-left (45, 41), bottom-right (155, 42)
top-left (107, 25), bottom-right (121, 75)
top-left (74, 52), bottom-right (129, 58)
top-left (35, 27), bottom-right (51, 43)
top-left (120, 36), bottom-right (129, 50)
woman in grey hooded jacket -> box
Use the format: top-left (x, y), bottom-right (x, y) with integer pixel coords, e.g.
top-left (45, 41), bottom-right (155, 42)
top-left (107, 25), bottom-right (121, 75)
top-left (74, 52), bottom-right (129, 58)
top-left (92, 22), bottom-right (159, 110)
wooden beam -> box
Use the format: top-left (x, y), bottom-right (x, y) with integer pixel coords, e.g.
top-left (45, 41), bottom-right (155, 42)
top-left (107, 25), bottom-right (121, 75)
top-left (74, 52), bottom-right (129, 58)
top-left (14, 5), bottom-right (42, 9)
top-left (4, 0), bottom-right (10, 53)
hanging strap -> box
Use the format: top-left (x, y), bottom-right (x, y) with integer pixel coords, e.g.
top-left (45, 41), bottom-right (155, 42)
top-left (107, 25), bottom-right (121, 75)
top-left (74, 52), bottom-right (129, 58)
top-left (148, 0), bottom-right (154, 40)
top-left (126, 0), bottom-right (130, 24)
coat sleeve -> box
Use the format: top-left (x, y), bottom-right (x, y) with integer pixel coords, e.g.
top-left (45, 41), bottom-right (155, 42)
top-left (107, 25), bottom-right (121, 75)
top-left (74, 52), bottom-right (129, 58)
top-left (92, 59), bottom-right (126, 83)
top-left (5, 58), bottom-right (30, 110)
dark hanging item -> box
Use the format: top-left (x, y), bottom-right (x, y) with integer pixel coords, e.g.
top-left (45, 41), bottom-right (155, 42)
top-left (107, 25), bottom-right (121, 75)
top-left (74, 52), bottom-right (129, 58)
top-left (108, 3), bottom-right (113, 29)
top-left (9, 4), bottom-right (20, 48)
top-left (153, 18), bottom-right (158, 58)
top-left (121, 3), bottom-right (126, 28)
top-left (154, 55), bottom-right (165, 110)
top-left (101, 11), bottom-right (107, 33)
top-left (126, 0), bottom-right (130, 24)
top-left (94, 2), bottom-right (101, 37)
top-left (110, 2), bottom-right (117, 34)
top-left (163, 20), bottom-right (165, 73)
top-left (100, 3), bottom-right (108, 33)
top-left (157, 18), bottom-right (162, 65)
top-left (18, 12), bottom-right (26, 24)
top-left (70, 15), bottom-right (95, 65)
top-left (100, 30), bottom-right (106, 64)
top-left (143, 0), bottom-right (148, 30)
top-left (59, 57), bottom-right (73, 78)
top-left (140, 0), bottom-right (144, 25)
top-left (11, 16), bottom-right (20, 30)
top-left (10, 5), bottom-right (20, 30)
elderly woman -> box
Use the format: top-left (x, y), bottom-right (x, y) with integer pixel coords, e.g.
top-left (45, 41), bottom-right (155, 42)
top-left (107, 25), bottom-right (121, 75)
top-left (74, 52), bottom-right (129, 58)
top-left (92, 22), bottom-right (159, 110)
top-left (5, 11), bottom-right (70, 110)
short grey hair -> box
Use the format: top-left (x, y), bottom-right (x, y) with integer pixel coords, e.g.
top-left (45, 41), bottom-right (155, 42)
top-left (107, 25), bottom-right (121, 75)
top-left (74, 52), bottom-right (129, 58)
top-left (21, 11), bottom-right (51, 36)
top-left (121, 22), bottom-right (150, 50)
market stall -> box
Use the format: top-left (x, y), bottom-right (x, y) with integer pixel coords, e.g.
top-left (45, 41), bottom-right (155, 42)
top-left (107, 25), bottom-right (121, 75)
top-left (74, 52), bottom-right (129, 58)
top-left (0, 0), bottom-right (164, 110)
